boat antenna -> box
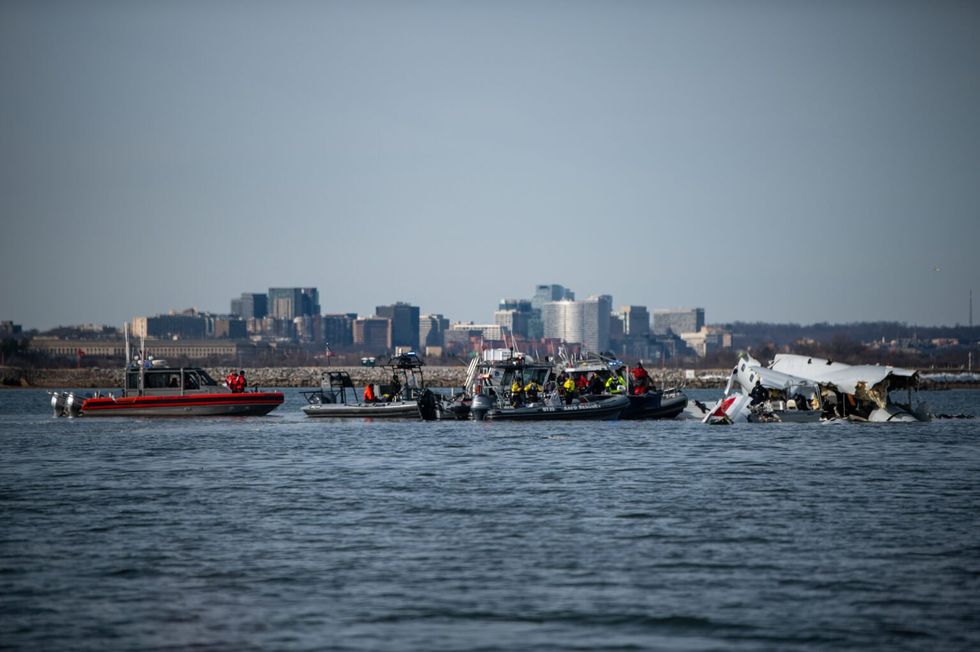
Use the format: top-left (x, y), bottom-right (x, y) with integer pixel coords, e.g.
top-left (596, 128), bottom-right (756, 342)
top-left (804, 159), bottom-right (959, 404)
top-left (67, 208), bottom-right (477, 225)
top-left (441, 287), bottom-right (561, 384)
top-left (124, 321), bottom-right (130, 367)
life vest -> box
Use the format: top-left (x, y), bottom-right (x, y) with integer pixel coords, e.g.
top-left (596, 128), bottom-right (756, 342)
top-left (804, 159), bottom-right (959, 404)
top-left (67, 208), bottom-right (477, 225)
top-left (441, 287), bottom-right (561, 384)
top-left (524, 382), bottom-right (541, 399)
top-left (230, 374), bottom-right (246, 393)
top-left (605, 376), bottom-right (624, 394)
top-left (563, 378), bottom-right (575, 393)
top-left (364, 384), bottom-right (376, 402)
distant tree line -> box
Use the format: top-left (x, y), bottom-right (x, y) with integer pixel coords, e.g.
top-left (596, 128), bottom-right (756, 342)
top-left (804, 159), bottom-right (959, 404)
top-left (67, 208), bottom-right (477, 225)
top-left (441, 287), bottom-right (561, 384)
top-left (722, 321), bottom-right (980, 348)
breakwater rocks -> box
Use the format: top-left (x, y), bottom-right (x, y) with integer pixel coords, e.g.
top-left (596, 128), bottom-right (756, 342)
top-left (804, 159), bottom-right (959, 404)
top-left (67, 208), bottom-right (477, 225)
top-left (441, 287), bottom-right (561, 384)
top-left (1, 366), bottom-right (726, 389)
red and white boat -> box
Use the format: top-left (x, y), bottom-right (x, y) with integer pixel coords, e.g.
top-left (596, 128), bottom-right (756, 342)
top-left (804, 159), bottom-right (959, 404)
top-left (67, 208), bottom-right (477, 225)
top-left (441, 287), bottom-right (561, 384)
top-left (51, 362), bottom-right (283, 417)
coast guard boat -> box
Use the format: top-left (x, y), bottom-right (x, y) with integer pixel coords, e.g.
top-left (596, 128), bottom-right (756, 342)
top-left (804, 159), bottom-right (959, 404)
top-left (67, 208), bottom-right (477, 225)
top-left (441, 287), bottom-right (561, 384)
top-left (50, 359), bottom-right (284, 417)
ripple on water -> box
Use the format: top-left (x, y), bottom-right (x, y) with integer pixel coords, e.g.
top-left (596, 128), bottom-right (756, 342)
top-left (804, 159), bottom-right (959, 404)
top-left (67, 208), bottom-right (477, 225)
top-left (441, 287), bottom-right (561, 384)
top-left (0, 389), bottom-right (979, 651)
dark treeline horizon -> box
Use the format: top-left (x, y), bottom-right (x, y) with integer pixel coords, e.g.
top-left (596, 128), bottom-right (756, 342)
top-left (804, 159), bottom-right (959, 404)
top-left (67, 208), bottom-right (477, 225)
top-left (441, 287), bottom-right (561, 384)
top-left (719, 321), bottom-right (980, 348)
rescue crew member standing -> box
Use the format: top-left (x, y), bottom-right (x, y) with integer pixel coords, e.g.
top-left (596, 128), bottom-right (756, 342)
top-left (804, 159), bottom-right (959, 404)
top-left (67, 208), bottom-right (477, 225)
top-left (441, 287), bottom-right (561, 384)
top-left (562, 376), bottom-right (576, 405)
top-left (510, 378), bottom-right (524, 407)
top-left (630, 362), bottom-right (651, 395)
top-left (364, 383), bottom-right (377, 403)
top-left (524, 379), bottom-right (542, 402)
top-left (229, 370), bottom-right (247, 393)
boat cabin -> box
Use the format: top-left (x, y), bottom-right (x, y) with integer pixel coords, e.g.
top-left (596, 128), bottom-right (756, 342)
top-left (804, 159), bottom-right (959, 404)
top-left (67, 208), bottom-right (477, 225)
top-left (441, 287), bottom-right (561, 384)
top-left (124, 367), bottom-right (221, 397)
top-left (475, 357), bottom-right (552, 399)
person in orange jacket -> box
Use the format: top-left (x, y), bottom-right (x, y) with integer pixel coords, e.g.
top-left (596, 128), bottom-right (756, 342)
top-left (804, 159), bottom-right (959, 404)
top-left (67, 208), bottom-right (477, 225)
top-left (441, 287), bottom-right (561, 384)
top-left (363, 383), bottom-right (377, 403)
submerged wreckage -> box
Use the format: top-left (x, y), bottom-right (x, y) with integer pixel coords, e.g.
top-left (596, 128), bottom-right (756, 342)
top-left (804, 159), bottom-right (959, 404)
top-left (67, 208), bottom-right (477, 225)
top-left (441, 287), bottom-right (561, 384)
top-left (706, 353), bottom-right (931, 424)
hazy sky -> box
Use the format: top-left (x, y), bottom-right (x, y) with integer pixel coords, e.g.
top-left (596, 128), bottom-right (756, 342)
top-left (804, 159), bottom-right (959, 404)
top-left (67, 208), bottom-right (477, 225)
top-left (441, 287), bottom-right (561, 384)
top-left (2, 0), bottom-right (978, 330)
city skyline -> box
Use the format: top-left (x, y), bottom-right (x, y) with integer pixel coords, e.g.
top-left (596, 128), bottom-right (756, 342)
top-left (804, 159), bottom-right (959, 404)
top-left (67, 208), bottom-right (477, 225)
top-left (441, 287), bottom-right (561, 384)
top-left (3, 279), bottom-right (978, 333)
top-left (2, 2), bottom-right (978, 330)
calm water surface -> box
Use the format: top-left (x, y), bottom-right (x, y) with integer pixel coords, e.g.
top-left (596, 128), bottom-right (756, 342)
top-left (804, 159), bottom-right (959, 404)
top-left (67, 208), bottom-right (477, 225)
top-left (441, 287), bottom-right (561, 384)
top-left (1, 389), bottom-right (979, 651)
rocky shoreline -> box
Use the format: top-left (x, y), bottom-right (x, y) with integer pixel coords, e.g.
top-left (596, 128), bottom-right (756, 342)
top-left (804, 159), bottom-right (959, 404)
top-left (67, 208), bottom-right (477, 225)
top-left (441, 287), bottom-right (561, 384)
top-left (0, 365), bottom-right (724, 389)
top-left (4, 366), bottom-right (973, 391)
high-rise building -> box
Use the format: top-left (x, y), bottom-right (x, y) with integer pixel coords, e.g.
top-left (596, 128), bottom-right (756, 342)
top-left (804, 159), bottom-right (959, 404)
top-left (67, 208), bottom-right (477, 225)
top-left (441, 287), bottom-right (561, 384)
top-left (581, 295), bottom-right (612, 352)
top-left (231, 293), bottom-right (268, 320)
top-left (612, 305), bottom-right (654, 359)
top-left (542, 299), bottom-right (583, 345)
top-left (353, 317), bottom-right (392, 351)
top-left (301, 287), bottom-right (320, 317)
top-left (528, 286), bottom-right (573, 340)
top-left (209, 316), bottom-right (247, 339)
top-left (376, 302), bottom-right (420, 350)
top-left (229, 293), bottom-right (265, 320)
top-left (653, 308), bottom-right (705, 336)
top-left (493, 310), bottom-right (528, 340)
top-left (419, 314), bottom-right (449, 348)
top-left (619, 305), bottom-right (650, 338)
top-left (268, 287), bottom-right (319, 320)
top-left (531, 284), bottom-right (574, 310)
top-left (496, 299), bottom-right (533, 338)
top-left (322, 313), bottom-right (356, 347)
top-left (542, 295), bottom-right (611, 352)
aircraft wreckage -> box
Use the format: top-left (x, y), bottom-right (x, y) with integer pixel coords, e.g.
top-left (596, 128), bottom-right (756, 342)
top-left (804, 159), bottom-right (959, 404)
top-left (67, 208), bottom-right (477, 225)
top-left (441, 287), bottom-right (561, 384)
top-left (705, 353), bottom-right (931, 424)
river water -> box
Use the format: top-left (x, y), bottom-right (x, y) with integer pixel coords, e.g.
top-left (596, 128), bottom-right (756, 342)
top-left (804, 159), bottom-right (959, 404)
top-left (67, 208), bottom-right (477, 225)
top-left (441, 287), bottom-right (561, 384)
top-left (1, 389), bottom-right (979, 651)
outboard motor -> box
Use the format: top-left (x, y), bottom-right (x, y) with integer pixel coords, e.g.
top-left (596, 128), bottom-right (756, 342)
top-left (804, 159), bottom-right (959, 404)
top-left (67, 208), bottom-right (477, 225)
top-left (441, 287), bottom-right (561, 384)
top-left (50, 392), bottom-right (67, 417)
top-left (470, 393), bottom-right (494, 421)
top-left (417, 389), bottom-right (439, 421)
top-left (65, 392), bottom-right (84, 418)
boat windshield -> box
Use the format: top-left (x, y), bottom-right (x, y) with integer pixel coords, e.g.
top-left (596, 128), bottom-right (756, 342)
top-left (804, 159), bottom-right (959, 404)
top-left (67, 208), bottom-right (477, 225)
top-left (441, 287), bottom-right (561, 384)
top-left (194, 369), bottom-right (219, 386)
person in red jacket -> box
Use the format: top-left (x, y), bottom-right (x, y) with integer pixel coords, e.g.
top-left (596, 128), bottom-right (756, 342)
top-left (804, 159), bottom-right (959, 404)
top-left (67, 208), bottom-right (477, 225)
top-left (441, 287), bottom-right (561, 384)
top-left (630, 362), bottom-right (652, 395)
top-left (230, 370), bottom-right (247, 393)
